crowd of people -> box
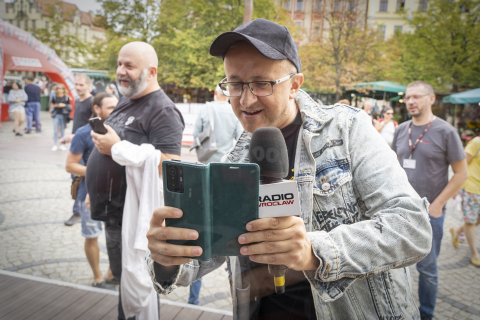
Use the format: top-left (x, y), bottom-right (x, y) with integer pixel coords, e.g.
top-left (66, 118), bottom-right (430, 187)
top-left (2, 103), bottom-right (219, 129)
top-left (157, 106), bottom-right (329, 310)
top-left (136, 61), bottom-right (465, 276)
top-left (1, 17), bottom-right (479, 320)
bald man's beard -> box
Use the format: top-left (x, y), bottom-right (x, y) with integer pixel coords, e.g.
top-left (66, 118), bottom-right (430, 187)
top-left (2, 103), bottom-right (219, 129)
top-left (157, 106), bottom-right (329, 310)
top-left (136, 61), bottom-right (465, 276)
top-left (116, 68), bottom-right (148, 98)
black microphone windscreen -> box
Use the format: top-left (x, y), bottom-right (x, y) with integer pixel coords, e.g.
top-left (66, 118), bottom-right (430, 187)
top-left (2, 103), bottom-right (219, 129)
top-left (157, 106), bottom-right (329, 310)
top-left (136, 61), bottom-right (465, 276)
top-left (249, 127), bottom-right (289, 179)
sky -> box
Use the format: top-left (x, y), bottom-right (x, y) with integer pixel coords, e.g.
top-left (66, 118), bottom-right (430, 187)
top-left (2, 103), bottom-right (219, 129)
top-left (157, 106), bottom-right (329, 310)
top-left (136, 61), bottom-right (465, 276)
top-left (63, 0), bottom-right (103, 13)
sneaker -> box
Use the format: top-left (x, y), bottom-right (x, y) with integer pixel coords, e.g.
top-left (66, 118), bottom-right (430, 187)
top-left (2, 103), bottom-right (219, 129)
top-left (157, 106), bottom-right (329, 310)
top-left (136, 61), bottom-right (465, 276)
top-left (15, 132), bottom-right (23, 136)
top-left (25, 129), bottom-right (31, 134)
top-left (51, 145), bottom-right (58, 151)
top-left (64, 213), bottom-right (81, 226)
top-left (92, 281), bottom-right (107, 288)
top-left (59, 144), bottom-right (67, 151)
top-left (36, 129), bottom-right (41, 133)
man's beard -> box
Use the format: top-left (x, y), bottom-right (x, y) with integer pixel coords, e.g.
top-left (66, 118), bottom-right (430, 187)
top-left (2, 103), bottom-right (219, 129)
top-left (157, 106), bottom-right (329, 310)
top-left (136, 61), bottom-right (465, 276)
top-left (116, 68), bottom-right (148, 98)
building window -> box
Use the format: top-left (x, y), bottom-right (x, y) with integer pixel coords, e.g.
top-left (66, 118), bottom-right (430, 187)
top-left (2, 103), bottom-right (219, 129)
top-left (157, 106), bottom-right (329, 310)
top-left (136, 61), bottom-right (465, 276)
top-left (295, 21), bottom-right (303, 27)
top-left (296, 0), bottom-right (304, 11)
top-left (283, 0), bottom-right (290, 9)
top-left (396, 0), bottom-right (405, 10)
top-left (379, 0), bottom-right (388, 11)
top-left (379, 25), bottom-right (386, 40)
top-left (419, 0), bottom-right (428, 11)
top-left (347, 1), bottom-right (355, 11)
top-left (334, 0), bottom-right (342, 11)
top-left (314, 0), bottom-right (322, 12)
top-left (32, 20), bottom-right (36, 32)
top-left (394, 25), bottom-right (403, 34)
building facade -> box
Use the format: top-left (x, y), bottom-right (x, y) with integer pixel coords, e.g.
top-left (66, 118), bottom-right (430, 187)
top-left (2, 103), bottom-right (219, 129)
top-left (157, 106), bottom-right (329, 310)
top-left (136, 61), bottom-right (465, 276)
top-left (4, 0), bottom-right (105, 66)
top-left (367, 0), bottom-right (425, 39)
top-left (276, 0), bottom-right (369, 44)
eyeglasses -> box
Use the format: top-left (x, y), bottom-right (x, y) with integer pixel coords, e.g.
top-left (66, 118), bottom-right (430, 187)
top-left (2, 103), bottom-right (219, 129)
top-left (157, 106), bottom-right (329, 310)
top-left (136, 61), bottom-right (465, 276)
top-left (218, 74), bottom-right (298, 97)
top-left (404, 94), bottom-right (431, 101)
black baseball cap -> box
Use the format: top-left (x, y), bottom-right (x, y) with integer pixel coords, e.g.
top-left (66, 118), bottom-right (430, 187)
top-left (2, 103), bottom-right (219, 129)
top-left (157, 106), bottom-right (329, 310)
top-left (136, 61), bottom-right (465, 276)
top-left (209, 18), bottom-right (301, 72)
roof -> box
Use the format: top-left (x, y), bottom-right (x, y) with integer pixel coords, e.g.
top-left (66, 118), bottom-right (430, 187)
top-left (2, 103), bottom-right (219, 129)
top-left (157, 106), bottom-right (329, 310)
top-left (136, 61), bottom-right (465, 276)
top-left (442, 88), bottom-right (480, 104)
top-left (8, 0), bottom-right (104, 31)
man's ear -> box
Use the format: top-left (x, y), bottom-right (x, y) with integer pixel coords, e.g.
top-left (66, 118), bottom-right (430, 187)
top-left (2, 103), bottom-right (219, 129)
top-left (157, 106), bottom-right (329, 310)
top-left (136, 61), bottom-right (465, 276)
top-left (93, 105), bottom-right (100, 117)
top-left (148, 66), bottom-right (157, 80)
top-left (289, 73), bottom-right (304, 100)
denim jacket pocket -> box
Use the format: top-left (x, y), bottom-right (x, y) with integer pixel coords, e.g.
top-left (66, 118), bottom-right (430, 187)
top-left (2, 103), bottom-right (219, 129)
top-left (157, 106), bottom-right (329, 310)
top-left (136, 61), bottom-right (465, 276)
top-left (313, 159), bottom-right (351, 197)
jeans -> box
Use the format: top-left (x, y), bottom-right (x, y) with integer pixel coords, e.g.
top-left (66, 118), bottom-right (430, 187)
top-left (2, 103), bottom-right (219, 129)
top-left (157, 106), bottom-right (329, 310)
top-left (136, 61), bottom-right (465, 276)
top-left (26, 102), bottom-right (41, 130)
top-left (52, 114), bottom-right (65, 145)
top-left (188, 279), bottom-right (202, 305)
top-left (416, 211), bottom-right (445, 319)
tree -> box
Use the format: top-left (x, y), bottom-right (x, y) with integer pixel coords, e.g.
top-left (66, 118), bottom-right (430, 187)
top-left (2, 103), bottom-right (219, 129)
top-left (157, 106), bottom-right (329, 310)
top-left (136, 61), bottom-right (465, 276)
top-left (152, 0), bottom-right (291, 89)
top-left (390, 0), bottom-right (480, 91)
top-left (95, 0), bottom-right (161, 42)
top-left (34, 2), bottom-right (88, 67)
top-left (299, 0), bottom-right (385, 100)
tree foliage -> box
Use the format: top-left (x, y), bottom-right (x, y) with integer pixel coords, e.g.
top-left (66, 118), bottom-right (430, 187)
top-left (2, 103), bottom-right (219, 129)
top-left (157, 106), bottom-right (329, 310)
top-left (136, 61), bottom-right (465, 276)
top-left (384, 0), bottom-right (480, 91)
top-left (34, 2), bottom-right (88, 67)
top-left (95, 0), bottom-right (161, 42)
top-left (152, 0), bottom-right (292, 89)
top-left (299, 0), bottom-right (385, 100)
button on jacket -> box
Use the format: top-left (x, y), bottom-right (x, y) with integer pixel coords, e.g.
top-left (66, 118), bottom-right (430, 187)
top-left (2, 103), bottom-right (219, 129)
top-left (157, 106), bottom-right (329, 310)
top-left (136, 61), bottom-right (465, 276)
top-left (146, 90), bottom-right (432, 320)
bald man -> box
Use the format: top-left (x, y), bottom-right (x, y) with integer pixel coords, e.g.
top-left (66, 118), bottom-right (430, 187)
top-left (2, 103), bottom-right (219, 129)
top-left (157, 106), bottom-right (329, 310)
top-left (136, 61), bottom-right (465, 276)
top-left (86, 41), bottom-right (184, 320)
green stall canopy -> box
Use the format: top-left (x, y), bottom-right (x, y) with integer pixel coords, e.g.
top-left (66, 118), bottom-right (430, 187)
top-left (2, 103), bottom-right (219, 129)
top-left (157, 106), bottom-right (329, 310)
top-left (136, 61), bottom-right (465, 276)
top-left (345, 81), bottom-right (407, 100)
top-left (442, 88), bottom-right (480, 104)
top-left (353, 81), bottom-right (407, 94)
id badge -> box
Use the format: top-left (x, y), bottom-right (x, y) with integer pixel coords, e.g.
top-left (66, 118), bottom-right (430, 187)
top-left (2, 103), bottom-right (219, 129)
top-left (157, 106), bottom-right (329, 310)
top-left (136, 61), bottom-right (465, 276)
top-left (403, 159), bottom-right (416, 169)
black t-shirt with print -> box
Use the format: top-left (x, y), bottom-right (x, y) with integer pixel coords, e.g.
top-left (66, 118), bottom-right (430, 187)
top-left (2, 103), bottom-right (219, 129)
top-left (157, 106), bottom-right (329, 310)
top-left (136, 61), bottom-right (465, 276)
top-left (281, 111), bottom-right (302, 180)
top-left (72, 96), bottom-right (93, 134)
top-left (86, 89), bottom-right (185, 222)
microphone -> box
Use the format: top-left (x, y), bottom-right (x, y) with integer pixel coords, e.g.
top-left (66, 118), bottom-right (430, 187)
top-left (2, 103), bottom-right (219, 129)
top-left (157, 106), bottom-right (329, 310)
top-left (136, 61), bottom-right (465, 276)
top-left (249, 127), bottom-right (296, 294)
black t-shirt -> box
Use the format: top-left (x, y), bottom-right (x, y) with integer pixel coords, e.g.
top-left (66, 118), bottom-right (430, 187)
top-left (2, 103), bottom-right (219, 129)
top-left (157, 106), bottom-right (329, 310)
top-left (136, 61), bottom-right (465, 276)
top-left (86, 89), bottom-right (185, 222)
top-left (72, 96), bottom-right (93, 134)
top-left (255, 110), bottom-right (315, 320)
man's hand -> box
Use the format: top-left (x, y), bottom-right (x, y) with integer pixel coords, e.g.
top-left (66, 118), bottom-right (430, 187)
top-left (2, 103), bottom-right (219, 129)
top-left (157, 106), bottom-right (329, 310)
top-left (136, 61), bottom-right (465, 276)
top-left (147, 207), bottom-right (202, 266)
top-left (428, 201), bottom-right (443, 218)
top-left (238, 216), bottom-right (319, 271)
top-left (91, 125), bottom-right (121, 156)
top-left (60, 134), bottom-right (75, 144)
top-left (85, 194), bottom-right (90, 210)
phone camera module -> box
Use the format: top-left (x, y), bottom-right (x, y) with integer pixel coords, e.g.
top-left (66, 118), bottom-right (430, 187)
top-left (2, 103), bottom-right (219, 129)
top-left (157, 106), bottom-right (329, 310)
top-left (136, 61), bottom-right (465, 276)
top-left (169, 166), bottom-right (177, 176)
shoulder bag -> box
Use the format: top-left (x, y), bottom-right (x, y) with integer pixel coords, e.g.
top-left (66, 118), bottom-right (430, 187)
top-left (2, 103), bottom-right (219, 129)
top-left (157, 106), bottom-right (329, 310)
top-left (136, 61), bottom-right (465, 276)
top-left (190, 104), bottom-right (218, 162)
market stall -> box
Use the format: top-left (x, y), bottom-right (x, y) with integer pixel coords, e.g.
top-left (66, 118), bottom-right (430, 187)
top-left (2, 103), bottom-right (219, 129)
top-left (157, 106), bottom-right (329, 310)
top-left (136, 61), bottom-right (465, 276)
top-left (0, 19), bottom-right (77, 121)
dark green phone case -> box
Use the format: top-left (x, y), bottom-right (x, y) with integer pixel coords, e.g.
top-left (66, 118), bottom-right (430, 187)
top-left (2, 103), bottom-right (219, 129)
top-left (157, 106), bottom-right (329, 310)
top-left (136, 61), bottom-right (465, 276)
top-left (163, 161), bottom-right (259, 261)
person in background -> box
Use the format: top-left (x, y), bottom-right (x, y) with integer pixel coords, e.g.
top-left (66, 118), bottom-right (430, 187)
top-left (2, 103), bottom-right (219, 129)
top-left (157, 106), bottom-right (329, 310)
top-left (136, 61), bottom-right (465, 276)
top-left (363, 100), bottom-right (374, 122)
top-left (8, 82), bottom-right (28, 136)
top-left (66, 92), bottom-right (119, 287)
top-left (450, 136), bottom-right (480, 267)
top-left (106, 83), bottom-right (120, 99)
top-left (3, 80), bottom-right (12, 102)
top-left (87, 41), bottom-right (184, 320)
top-left (62, 75), bottom-right (94, 227)
top-left (374, 107), bottom-right (397, 145)
top-left (50, 84), bottom-right (70, 151)
top-left (24, 77), bottom-right (42, 133)
top-left (193, 86), bottom-right (244, 164)
top-left (337, 99), bottom-right (350, 105)
top-left (391, 81), bottom-right (468, 320)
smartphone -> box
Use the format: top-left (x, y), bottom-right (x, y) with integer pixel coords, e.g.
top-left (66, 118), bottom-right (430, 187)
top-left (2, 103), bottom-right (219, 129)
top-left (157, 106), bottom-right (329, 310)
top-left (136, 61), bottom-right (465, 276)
top-left (89, 117), bottom-right (107, 135)
top-left (163, 160), bottom-right (259, 260)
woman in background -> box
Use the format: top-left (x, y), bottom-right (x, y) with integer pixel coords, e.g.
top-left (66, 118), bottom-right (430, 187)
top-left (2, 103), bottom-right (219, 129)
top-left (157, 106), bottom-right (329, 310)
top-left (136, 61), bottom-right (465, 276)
top-left (105, 83), bottom-right (119, 99)
top-left (8, 82), bottom-right (28, 136)
top-left (374, 107), bottom-right (397, 145)
top-left (50, 84), bottom-right (71, 151)
top-left (451, 136), bottom-right (480, 267)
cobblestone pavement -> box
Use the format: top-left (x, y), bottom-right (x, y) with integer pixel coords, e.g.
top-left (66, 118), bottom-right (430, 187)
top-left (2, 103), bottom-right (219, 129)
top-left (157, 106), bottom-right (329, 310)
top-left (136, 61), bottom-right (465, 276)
top-left (1, 112), bottom-right (480, 318)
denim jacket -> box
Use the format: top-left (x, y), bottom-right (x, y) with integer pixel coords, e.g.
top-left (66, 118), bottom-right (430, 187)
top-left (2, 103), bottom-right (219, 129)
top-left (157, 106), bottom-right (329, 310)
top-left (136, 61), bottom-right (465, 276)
top-left (146, 90), bottom-right (432, 320)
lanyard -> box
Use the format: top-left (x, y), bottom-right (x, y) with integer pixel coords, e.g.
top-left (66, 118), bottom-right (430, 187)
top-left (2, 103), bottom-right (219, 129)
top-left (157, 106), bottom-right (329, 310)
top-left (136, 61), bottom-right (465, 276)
top-left (408, 117), bottom-right (434, 159)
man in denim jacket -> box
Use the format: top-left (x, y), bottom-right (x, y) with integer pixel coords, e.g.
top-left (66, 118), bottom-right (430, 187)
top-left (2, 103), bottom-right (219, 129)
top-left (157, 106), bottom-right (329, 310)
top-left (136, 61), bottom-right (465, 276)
top-left (146, 19), bottom-right (432, 320)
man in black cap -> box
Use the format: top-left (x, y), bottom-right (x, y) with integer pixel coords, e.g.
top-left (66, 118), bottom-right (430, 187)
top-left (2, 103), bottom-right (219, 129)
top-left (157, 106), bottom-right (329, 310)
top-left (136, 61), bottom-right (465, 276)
top-left (146, 19), bottom-right (431, 319)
